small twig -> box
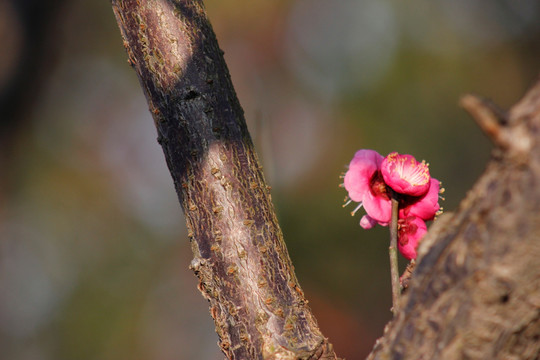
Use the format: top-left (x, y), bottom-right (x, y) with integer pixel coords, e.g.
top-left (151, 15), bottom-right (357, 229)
top-left (459, 94), bottom-right (510, 149)
top-left (400, 260), bottom-right (416, 292)
top-left (389, 196), bottom-right (401, 316)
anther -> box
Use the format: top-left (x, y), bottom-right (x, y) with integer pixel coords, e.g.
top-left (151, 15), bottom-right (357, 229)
top-left (351, 203), bottom-right (363, 216)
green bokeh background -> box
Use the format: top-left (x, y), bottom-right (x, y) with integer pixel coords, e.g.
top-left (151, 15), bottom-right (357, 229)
top-left (1, 1), bottom-right (539, 359)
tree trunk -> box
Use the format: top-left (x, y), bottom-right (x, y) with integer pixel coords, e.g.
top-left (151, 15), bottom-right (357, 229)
top-left (111, 1), bottom-right (338, 359)
top-left (111, 0), bottom-right (540, 359)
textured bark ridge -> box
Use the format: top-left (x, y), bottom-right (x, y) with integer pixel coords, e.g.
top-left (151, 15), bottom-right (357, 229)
top-left (367, 82), bottom-right (540, 359)
top-left (111, 1), bottom-right (339, 359)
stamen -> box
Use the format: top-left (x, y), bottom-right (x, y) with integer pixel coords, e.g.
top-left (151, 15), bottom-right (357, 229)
top-left (350, 203), bottom-right (363, 216)
top-left (342, 199), bottom-right (352, 208)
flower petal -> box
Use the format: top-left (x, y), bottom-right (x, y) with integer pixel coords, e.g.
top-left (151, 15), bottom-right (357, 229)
top-left (359, 215), bottom-right (378, 229)
top-left (344, 149), bottom-right (383, 202)
top-left (397, 216), bottom-right (427, 260)
top-left (381, 152), bottom-right (430, 196)
top-left (362, 189), bottom-right (392, 224)
top-left (401, 178), bottom-right (441, 221)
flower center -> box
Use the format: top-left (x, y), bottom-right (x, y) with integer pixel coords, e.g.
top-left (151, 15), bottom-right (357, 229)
top-left (369, 171), bottom-right (390, 200)
top-left (398, 217), bottom-right (418, 246)
top-left (387, 152), bottom-right (430, 187)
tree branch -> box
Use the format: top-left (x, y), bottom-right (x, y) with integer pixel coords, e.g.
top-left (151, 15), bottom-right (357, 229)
top-left (459, 94), bottom-right (510, 149)
top-left (111, 1), bottom-right (340, 359)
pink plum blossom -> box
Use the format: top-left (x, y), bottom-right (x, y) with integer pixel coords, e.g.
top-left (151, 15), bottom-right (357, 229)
top-left (343, 149), bottom-right (443, 260)
top-left (397, 216), bottom-right (427, 260)
top-left (381, 152), bottom-right (431, 197)
top-left (344, 150), bottom-right (392, 224)
top-left (400, 178), bottom-right (441, 221)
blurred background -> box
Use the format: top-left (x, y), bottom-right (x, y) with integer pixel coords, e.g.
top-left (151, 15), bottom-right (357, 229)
top-left (1, 0), bottom-right (539, 359)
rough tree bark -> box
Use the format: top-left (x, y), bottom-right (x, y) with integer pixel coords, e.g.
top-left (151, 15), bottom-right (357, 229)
top-left (111, 1), bottom-right (338, 359)
top-left (111, 0), bottom-right (540, 359)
